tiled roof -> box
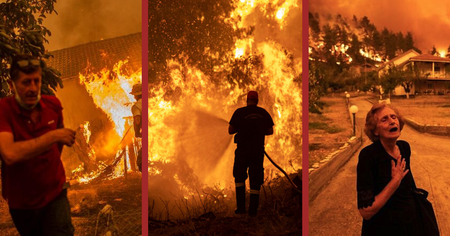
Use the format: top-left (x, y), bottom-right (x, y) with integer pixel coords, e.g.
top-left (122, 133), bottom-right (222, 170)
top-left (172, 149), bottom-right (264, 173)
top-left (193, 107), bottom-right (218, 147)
top-left (378, 49), bottom-right (420, 70)
top-left (389, 49), bottom-right (420, 64)
top-left (46, 33), bottom-right (141, 80)
top-left (410, 54), bottom-right (450, 63)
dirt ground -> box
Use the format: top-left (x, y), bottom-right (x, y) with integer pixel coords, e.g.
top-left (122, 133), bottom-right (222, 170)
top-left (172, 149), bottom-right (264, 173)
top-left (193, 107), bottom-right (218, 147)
top-left (309, 95), bottom-right (353, 168)
top-left (0, 173), bottom-right (142, 236)
top-left (388, 95), bottom-right (450, 125)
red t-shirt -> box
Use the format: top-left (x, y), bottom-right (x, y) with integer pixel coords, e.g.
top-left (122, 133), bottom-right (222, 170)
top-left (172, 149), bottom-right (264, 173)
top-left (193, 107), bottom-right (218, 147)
top-left (0, 95), bottom-right (66, 209)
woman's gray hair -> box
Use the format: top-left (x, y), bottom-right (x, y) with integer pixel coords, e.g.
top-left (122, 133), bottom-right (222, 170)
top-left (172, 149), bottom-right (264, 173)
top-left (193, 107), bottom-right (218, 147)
top-left (364, 103), bottom-right (405, 142)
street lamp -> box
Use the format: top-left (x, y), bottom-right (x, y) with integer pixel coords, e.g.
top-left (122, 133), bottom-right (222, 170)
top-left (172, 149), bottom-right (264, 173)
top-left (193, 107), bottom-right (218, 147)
top-left (346, 93), bottom-right (350, 105)
top-left (350, 105), bottom-right (359, 136)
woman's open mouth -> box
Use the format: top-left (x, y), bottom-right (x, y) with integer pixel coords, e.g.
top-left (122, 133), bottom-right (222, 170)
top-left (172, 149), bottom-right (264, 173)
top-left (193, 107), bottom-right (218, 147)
top-left (389, 127), bottom-right (398, 133)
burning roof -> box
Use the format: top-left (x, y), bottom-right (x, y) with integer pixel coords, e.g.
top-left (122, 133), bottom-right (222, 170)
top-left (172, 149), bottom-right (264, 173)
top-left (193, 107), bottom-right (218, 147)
top-left (47, 33), bottom-right (141, 79)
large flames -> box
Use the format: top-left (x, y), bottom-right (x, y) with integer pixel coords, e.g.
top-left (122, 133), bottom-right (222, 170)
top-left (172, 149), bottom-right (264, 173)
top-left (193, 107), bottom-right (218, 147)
top-left (72, 59), bottom-right (142, 184)
top-left (309, 14), bottom-right (386, 64)
top-left (149, 0), bottom-right (301, 198)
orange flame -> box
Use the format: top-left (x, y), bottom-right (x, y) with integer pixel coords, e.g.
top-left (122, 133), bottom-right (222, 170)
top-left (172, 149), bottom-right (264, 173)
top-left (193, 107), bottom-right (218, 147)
top-left (149, 0), bottom-right (301, 197)
top-left (75, 59), bottom-right (142, 183)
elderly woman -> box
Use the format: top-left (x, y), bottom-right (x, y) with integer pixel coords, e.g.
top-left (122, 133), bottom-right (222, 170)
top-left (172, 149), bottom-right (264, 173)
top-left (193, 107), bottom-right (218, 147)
top-left (357, 103), bottom-right (419, 235)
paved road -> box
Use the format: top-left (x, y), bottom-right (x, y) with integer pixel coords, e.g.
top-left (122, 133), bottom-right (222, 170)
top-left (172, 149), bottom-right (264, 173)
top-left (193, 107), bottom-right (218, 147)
top-left (309, 96), bottom-right (450, 236)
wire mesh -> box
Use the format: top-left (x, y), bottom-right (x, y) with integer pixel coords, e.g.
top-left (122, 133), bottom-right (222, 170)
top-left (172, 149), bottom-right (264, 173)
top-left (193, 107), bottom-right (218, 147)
top-left (73, 208), bottom-right (141, 236)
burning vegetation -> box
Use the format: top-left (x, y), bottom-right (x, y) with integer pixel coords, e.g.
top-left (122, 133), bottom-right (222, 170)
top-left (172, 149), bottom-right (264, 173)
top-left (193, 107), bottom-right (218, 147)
top-left (149, 0), bottom-right (301, 231)
top-left (308, 13), bottom-right (424, 113)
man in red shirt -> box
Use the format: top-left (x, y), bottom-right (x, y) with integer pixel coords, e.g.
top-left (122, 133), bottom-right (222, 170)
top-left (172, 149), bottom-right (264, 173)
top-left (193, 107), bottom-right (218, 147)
top-left (0, 54), bottom-right (76, 235)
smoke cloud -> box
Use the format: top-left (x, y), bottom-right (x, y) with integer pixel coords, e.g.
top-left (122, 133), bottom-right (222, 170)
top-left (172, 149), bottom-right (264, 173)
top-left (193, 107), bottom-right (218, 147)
top-left (310, 0), bottom-right (450, 53)
top-left (244, 0), bottom-right (302, 65)
top-left (44, 0), bottom-right (141, 51)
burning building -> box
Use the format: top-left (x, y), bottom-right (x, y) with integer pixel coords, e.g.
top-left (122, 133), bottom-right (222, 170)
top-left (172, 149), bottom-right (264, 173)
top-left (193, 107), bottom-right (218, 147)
top-left (47, 32), bottom-right (142, 184)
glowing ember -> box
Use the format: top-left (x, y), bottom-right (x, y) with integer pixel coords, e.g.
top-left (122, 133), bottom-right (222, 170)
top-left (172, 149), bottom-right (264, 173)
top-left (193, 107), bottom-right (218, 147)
top-left (82, 121), bottom-right (92, 144)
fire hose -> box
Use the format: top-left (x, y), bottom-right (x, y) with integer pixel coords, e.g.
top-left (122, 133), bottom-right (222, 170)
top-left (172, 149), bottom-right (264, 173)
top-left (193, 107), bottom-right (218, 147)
top-left (264, 151), bottom-right (301, 193)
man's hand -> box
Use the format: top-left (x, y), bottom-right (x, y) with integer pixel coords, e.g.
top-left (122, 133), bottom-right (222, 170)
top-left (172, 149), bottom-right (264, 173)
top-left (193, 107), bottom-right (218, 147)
top-left (52, 128), bottom-right (76, 147)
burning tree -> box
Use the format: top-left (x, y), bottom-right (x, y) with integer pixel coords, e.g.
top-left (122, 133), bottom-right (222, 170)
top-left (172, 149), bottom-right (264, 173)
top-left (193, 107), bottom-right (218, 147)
top-left (0, 0), bottom-right (62, 97)
top-left (149, 0), bottom-right (252, 82)
top-left (308, 12), bottom-right (423, 111)
top-left (149, 0), bottom-right (301, 205)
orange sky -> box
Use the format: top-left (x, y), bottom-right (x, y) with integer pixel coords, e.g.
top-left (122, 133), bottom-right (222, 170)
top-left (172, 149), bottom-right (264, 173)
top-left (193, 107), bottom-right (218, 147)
top-left (310, 0), bottom-right (450, 54)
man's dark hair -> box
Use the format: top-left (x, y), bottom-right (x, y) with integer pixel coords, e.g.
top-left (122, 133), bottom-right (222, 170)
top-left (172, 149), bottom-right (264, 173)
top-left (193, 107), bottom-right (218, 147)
top-left (10, 54), bottom-right (41, 81)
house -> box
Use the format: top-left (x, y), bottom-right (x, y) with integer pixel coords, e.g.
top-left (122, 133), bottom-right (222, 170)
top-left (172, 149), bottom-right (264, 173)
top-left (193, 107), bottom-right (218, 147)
top-left (47, 33), bottom-right (141, 80)
top-left (44, 33), bottom-right (142, 171)
top-left (379, 49), bottom-right (450, 96)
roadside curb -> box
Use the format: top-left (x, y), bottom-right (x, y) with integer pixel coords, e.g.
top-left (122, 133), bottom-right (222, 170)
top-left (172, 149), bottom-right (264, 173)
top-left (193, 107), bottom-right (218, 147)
top-left (308, 135), bottom-right (362, 203)
top-left (365, 97), bottom-right (450, 137)
top-left (404, 118), bottom-right (450, 137)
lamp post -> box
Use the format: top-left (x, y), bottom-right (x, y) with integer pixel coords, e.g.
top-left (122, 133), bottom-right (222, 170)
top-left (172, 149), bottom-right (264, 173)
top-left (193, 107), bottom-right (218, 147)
top-left (346, 93), bottom-right (350, 105)
top-left (350, 105), bottom-right (359, 136)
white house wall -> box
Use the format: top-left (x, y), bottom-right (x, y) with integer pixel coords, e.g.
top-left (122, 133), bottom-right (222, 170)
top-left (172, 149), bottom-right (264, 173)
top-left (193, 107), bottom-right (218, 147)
top-left (393, 84), bottom-right (415, 96)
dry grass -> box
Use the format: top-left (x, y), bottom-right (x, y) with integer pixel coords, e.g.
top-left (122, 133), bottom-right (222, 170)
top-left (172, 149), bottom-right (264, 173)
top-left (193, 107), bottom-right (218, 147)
top-left (389, 95), bottom-right (450, 125)
top-left (309, 96), bottom-right (353, 167)
top-left (149, 175), bottom-right (301, 236)
top-left (149, 186), bottom-right (229, 222)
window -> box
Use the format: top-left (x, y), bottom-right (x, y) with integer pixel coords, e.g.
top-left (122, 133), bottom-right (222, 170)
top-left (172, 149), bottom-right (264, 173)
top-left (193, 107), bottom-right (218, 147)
top-left (435, 65), bottom-right (441, 72)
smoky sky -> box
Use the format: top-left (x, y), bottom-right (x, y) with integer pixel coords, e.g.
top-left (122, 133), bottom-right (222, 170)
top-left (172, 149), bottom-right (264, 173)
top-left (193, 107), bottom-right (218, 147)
top-left (44, 0), bottom-right (141, 51)
top-left (249, 0), bottom-right (302, 62)
top-left (310, 0), bottom-right (450, 53)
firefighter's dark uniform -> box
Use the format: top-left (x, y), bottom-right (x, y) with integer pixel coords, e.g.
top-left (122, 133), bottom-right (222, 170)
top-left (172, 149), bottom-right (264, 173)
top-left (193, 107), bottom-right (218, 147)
top-left (229, 104), bottom-right (274, 215)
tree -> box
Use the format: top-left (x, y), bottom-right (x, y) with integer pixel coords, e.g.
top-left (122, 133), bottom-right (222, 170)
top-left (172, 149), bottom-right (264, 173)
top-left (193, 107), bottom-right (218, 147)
top-left (372, 30), bottom-right (383, 52)
top-left (148, 0), bottom-right (251, 83)
top-left (379, 64), bottom-right (428, 99)
top-left (396, 32), bottom-right (405, 53)
top-left (404, 32), bottom-right (414, 51)
top-left (431, 45), bottom-right (437, 56)
top-left (309, 60), bottom-right (328, 114)
top-left (0, 0), bottom-right (62, 98)
top-left (378, 66), bottom-right (404, 98)
top-left (400, 64), bottom-right (428, 99)
top-left (309, 12), bottom-right (321, 36)
top-left (348, 34), bottom-right (363, 64)
top-left (382, 28), bottom-right (397, 60)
